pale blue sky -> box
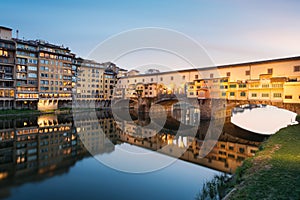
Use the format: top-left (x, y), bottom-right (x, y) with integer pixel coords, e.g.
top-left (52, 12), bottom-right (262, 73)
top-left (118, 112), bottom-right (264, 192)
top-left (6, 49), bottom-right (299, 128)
top-left (1, 0), bottom-right (300, 68)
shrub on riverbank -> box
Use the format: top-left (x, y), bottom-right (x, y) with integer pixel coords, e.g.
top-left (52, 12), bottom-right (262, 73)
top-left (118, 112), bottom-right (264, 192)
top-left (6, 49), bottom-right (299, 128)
top-left (195, 173), bottom-right (231, 200)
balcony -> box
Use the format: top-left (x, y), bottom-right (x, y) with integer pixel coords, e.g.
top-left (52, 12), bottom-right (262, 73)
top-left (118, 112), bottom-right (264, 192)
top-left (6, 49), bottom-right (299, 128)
top-left (16, 76), bottom-right (27, 80)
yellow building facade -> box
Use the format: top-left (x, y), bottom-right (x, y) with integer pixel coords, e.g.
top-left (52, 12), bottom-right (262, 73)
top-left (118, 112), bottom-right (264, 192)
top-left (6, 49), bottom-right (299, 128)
top-left (114, 56), bottom-right (300, 104)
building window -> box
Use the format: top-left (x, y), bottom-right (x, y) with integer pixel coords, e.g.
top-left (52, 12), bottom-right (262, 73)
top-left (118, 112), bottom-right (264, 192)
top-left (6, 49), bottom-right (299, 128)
top-left (251, 93), bottom-right (257, 97)
top-left (294, 66), bottom-right (300, 72)
top-left (182, 75), bottom-right (185, 80)
top-left (28, 66), bottom-right (37, 71)
top-left (160, 77), bottom-right (163, 81)
top-left (0, 50), bottom-right (8, 57)
top-left (189, 92), bottom-right (194, 95)
top-left (240, 92), bottom-right (246, 97)
top-left (273, 93), bottom-right (282, 98)
top-left (229, 84), bottom-right (236, 88)
top-left (262, 84), bottom-right (269, 88)
top-left (171, 76), bottom-right (174, 81)
top-left (239, 148), bottom-right (245, 153)
top-left (229, 92), bottom-right (235, 96)
top-left (228, 154), bottom-right (235, 159)
top-left (28, 73), bottom-right (37, 78)
top-left (285, 95), bottom-right (292, 99)
top-left (221, 92), bottom-right (226, 96)
top-left (195, 75), bottom-right (198, 80)
top-left (262, 93), bottom-right (269, 97)
top-left (151, 78), bottom-right (153, 82)
top-left (267, 68), bottom-right (273, 74)
top-left (210, 73), bottom-right (214, 78)
top-left (245, 70), bottom-right (250, 76)
top-left (239, 84), bottom-right (247, 88)
top-left (226, 72), bottom-right (231, 77)
top-left (272, 84), bottom-right (283, 88)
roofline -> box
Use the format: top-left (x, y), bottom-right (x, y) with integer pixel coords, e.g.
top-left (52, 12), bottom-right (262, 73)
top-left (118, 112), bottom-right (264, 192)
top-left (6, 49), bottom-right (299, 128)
top-left (120, 56), bottom-right (300, 79)
top-left (0, 26), bottom-right (12, 31)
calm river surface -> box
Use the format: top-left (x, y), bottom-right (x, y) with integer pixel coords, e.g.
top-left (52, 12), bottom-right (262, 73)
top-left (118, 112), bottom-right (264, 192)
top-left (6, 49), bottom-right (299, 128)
top-left (0, 110), bottom-right (266, 200)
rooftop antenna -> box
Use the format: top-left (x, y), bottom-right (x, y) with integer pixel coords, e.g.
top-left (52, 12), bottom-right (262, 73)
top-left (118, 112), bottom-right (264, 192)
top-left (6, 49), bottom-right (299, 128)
top-left (16, 30), bottom-right (19, 39)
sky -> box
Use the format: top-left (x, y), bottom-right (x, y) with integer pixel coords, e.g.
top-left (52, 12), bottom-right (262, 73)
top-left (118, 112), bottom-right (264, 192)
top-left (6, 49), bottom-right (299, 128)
top-left (1, 0), bottom-right (300, 70)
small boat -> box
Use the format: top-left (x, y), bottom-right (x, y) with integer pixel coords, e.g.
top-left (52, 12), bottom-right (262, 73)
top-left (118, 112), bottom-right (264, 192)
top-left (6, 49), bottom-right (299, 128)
top-left (232, 107), bottom-right (244, 113)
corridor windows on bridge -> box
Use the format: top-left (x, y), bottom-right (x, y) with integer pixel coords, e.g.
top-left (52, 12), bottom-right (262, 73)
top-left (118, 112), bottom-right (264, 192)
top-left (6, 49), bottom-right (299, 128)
top-left (226, 72), bottom-right (231, 77)
top-left (182, 75), bottom-right (185, 80)
top-left (285, 95), bottom-right (292, 99)
top-left (273, 93), bottom-right (282, 98)
top-left (210, 73), bottom-right (214, 78)
top-left (239, 84), bottom-right (247, 88)
top-left (240, 92), bottom-right (246, 97)
top-left (160, 77), bottom-right (163, 81)
top-left (245, 70), bottom-right (250, 76)
top-left (195, 75), bottom-right (198, 80)
top-left (294, 66), bottom-right (300, 72)
top-left (171, 76), bottom-right (174, 81)
top-left (267, 68), bottom-right (273, 74)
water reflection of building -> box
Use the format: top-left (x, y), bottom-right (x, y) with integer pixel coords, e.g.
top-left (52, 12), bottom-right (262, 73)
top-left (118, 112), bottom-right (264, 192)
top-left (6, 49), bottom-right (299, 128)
top-left (116, 120), bottom-right (260, 173)
top-left (0, 111), bottom-right (121, 199)
top-left (0, 114), bottom-right (86, 185)
top-left (74, 111), bottom-right (117, 155)
top-left (172, 102), bottom-right (200, 126)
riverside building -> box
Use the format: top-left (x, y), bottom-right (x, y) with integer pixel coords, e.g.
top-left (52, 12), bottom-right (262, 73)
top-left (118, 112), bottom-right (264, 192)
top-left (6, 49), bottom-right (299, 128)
top-left (115, 57), bottom-right (300, 106)
top-left (0, 26), bottom-right (15, 109)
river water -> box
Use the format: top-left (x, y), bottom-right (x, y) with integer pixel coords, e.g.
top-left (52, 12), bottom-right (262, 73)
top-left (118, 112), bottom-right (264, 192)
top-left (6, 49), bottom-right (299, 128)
top-left (0, 109), bottom-right (266, 200)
